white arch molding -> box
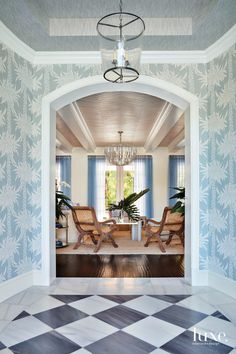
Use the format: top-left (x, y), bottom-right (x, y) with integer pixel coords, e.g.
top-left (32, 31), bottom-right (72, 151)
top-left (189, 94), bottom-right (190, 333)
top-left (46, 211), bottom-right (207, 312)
top-left (39, 75), bottom-right (200, 286)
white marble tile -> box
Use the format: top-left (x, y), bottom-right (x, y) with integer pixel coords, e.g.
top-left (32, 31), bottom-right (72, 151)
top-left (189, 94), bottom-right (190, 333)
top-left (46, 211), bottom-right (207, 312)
top-left (86, 278), bottom-right (155, 295)
top-left (189, 316), bottom-right (236, 348)
top-left (71, 349), bottom-right (92, 354)
top-left (199, 290), bottom-right (236, 307)
top-left (53, 279), bottom-right (91, 294)
top-left (50, 286), bottom-right (89, 295)
top-left (56, 316), bottom-right (118, 347)
top-left (0, 320), bottom-right (10, 334)
top-left (123, 316), bottom-right (185, 347)
top-left (0, 349), bottom-right (14, 354)
top-left (177, 294), bottom-right (216, 314)
top-left (69, 295), bottom-right (117, 315)
top-left (218, 302), bottom-right (236, 326)
top-left (0, 303), bottom-right (25, 321)
top-left (25, 295), bottom-right (64, 315)
top-left (0, 316), bottom-right (51, 347)
top-left (150, 349), bottom-right (169, 354)
top-left (4, 291), bottom-right (45, 307)
top-left (123, 295), bottom-right (171, 315)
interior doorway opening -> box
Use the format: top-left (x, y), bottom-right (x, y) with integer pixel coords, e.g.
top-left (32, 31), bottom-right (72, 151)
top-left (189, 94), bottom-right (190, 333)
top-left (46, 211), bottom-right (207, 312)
top-left (41, 75), bottom-right (199, 285)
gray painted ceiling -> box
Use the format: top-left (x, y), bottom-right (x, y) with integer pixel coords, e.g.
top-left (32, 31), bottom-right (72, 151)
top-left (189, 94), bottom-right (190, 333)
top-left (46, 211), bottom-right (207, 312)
top-left (0, 0), bottom-right (235, 51)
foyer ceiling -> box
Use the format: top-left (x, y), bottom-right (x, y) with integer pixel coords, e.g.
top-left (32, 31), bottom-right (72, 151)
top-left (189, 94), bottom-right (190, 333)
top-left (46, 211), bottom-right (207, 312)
top-left (0, 0), bottom-right (235, 51)
top-left (56, 91), bottom-right (184, 153)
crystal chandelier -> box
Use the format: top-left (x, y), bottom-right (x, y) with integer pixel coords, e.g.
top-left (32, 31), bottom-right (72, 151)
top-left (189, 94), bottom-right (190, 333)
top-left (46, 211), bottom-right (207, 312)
top-left (104, 131), bottom-right (137, 166)
top-left (97, 0), bottom-right (145, 83)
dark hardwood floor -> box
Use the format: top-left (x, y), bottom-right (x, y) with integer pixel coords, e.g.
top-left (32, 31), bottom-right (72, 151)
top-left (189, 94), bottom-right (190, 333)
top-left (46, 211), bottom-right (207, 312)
top-left (56, 254), bottom-right (184, 277)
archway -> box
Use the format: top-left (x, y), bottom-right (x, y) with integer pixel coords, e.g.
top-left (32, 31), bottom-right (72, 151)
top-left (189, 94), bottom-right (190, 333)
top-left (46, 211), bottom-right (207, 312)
top-left (40, 75), bottom-right (200, 286)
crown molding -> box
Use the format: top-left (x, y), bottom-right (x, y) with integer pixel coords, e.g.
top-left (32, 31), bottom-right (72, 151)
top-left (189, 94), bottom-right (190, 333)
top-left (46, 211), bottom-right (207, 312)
top-left (205, 24), bottom-right (236, 62)
top-left (0, 21), bottom-right (35, 62)
top-left (0, 21), bottom-right (235, 65)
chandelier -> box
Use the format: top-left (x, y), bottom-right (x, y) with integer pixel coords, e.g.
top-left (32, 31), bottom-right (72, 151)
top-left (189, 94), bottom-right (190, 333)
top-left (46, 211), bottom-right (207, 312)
top-left (97, 0), bottom-right (145, 83)
top-left (104, 131), bottom-right (137, 166)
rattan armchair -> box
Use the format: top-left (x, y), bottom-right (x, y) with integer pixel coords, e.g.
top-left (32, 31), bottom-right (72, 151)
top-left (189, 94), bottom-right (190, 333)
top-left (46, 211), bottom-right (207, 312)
top-left (144, 207), bottom-right (184, 253)
top-left (71, 206), bottom-right (118, 253)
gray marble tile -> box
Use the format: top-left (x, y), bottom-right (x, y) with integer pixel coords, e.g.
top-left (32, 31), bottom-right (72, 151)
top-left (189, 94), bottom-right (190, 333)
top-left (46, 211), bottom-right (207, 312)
top-left (10, 330), bottom-right (80, 354)
top-left (100, 295), bottom-right (141, 304)
top-left (94, 305), bottom-right (147, 329)
top-left (34, 305), bottom-right (88, 328)
top-left (86, 330), bottom-right (156, 354)
top-left (50, 295), bottom-right (92, 304)
top-left (153, 304), bottom-right (207, 329)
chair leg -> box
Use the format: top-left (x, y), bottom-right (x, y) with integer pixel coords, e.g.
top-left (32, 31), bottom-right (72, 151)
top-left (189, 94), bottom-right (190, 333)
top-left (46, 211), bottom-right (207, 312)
top-left (166, 233), bottom-right (173, 245)
top-left (156, 233), bottom-right (166, 253)
top-left (144, 233), bottom-right (152, 247)
top-left (94, 234), bottom-right (105, 253)
top-left (180, 231), bottom-right (185, 246)
top-left (90, 234), bottom-right (98, 245)
top-left (73, 233), bottom-right (84, 249)
top-left (108, 234), bottom-right (118, 248)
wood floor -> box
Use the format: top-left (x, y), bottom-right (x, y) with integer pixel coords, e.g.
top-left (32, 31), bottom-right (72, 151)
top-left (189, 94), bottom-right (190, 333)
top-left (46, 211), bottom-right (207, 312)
top-left (56, 254), bottom-right (184, 277)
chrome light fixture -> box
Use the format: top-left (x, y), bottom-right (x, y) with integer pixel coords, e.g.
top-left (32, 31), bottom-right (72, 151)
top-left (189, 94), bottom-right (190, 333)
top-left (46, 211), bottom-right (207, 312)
top-left (97, 0), bottom-right (145, 83)
top-left (104, 131), bottom-right (137, 166)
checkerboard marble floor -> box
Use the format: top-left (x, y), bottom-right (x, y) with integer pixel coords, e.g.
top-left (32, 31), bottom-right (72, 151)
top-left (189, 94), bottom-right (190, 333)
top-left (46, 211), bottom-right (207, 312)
top-left (0, 279), bottom-right (236, 354)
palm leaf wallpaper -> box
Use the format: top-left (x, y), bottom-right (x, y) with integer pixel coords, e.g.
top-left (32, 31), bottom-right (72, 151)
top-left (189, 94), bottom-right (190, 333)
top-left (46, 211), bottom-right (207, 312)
top-left (0, 41), bottom-right (235, 282)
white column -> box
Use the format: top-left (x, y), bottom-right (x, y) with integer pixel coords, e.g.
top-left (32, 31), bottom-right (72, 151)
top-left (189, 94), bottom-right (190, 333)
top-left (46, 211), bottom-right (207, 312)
top-left (71, 147), bottom-right (88, 205)
top-left (152, 148), bottom-right (169, 219)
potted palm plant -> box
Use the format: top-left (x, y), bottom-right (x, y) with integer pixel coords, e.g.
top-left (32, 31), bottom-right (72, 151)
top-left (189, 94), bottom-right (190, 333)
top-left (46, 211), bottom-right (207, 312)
top-left (56, 190), bottom-right (72, 222)
top-left (108, 188), bottom-right (150, 222)
top-left (169, 187), bottom-right (185, 214)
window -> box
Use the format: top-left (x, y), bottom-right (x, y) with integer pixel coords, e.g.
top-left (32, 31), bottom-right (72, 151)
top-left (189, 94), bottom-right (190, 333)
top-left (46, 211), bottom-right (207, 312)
top-left (88, 156), bottom-right (153, 219)
top-left (56, 156), bottom-right (71, 197)
top-left (168, 155), bottom-right (185, 206)
top-left (105, 165), bottom-right (117, 209)
top-left (123, 165), bottom-right (134, 198)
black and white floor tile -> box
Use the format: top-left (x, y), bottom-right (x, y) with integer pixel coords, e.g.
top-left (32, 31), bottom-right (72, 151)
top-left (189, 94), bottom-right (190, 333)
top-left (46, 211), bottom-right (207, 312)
top-left (0, 292), bottom-right (236, 354)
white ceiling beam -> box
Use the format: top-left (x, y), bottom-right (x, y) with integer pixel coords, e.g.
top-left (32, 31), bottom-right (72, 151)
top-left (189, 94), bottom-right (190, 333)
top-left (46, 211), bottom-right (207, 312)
top-left (59, 103), bottom-right (96, 152)
top-left (168, 129), bottom-right (185, 152)
top-left (145, 102), bottom-right (171, 151)
top-left (56, 131), bottom-right (72, 153)
top-left (145, 103), bottom-right (183, 152)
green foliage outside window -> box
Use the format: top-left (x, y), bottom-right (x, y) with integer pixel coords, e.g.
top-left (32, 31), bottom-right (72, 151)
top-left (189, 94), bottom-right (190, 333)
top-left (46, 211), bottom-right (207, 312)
top-left (105, 170), bottom-right (116, 208)
top-left (124, 171), bottom-right (134, 198)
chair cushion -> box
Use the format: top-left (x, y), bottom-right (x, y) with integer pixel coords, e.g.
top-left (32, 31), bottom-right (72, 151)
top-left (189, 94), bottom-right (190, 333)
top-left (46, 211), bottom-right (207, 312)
top-left (80, 224), bottom-right (96, 232)
top-left (93, 225), bottom-right (113, 235)
top-left (149, 223), bottom-right (182, 233)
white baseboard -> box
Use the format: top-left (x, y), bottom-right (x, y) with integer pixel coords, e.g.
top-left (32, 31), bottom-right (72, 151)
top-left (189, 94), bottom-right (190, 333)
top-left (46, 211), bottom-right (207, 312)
top-left (191, 269), bottom-right (208, 286)
top-left (208, 271), bottom-right (236, 300)
top-left (33, 270), bottom-right (51, 286)
top-left (0, 271), bottom-right (34, 303)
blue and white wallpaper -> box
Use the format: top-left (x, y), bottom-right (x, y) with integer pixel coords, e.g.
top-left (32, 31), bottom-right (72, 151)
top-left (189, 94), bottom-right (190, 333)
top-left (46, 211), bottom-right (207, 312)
top-left (0, 41), bottom-right (235, 282)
